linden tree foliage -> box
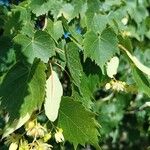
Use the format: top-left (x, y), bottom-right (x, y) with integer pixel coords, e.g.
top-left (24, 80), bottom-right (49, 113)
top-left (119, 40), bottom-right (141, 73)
top-left (0, 0), bottom-right (150, 149)
top-left (0, 59), bottom-right (47, 137)
top-left (14, 31), bottom-right (55, 63)
top-left (83, 28), bottom-right (119, 71)
top-left (58, 97), bottom-right (100, 149)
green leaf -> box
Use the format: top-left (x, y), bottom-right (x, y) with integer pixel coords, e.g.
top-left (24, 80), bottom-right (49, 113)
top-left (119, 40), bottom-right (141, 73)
top-left (87, 0), bottom-right (100, 13)
top-left (0, 36), bottom-right (15, 74)
top-left (72, 74), bottom-right (101, 109)
top-left (58, 3), bottom-right (74, 21)
top-left (66, 42), bottom-right (83, 87)
top-left (132, 67), bottom-right (150, 97)
top-left (72, 58), bottom-right (102, 108)
top-left (97, 94), bottom-right (128, 136)
top-left (69, 25), bottom-right (83, 45)
top-left (20, 22), bottom-right (35, 38)
top-left (83, 0), bottom-right (101, 29)
top-left (118, 35), bottom-right (133, 52)
top-left (80, 74), bottom-right (99, 107)
top-left (44, 70), bottom-right (63, 122)
top-left (11, 5), bottom-right (31, 23)
top-left (83, 28), bottom-right (119, 71)
top-left (30, 0), bottom-right (51, 16)
top-left (127, 3), bottom-right (148, 24)
top-left (58, 97), bottom-right (100, 149)
top-left (14, 31), bottom-right (55, 63)
top-left (30, 0), bottom-right (62, 17)
top-left (92, 14), bottom-right (108, 34)
top-left (0, 59), bottom-right (46, 137)
top-left (71, 0), bottom-right (85, 18)
top-left (46, 19), bottom-right (64, 42)
top-left (3, 5), bottom-right (31, 36)
top-left (122, 47), bottom-right (150, 76)
top-left (57, 0), bottom-right (85, 21)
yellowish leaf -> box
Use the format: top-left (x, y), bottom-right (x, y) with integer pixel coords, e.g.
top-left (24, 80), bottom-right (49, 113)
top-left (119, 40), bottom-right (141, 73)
top-left (119, 44), bottom-right (150, 76)
top-left (106, 56), bottom-right (119, 78)
top-left (44, 70), bottom-right (63, 122)
top-left (125, 50), bottom-right (150, 76)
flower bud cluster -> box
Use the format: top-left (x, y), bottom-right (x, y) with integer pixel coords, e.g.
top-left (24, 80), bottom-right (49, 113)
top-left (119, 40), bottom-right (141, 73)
top-left (7, 120), bottom-right (64, 150)
top-left (105, 80), bottom-right (126, 92)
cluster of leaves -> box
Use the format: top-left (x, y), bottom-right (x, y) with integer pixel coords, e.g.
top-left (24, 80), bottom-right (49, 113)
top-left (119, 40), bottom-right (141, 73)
top-left (0, 0), bottom-right (150, 149)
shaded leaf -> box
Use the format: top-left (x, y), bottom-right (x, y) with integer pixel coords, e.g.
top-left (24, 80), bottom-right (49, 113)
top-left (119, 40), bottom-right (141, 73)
top-left (72, 58), bottom-right (102, 108)
top-left (0, 36), bottom-right (15, 74)
top-left (132, 67), bottom-right (150, 97)
top-left (72, 74), bottom-right (101, 109)
top-left (4, 5), bottom-right (31, 36)
top-left (66, 42), bottom-right (83, 87)
top-left (0, 59), bottom-right (46, 137)
top-left (97, 95), bottom-right (128, 135)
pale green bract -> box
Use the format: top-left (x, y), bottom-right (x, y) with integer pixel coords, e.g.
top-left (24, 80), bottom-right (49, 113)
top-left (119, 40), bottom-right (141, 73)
top-left (106, 56), bottom-right (119, 78)
top-left (44, 70), bottom-right (63, 122)
top-left (125, 50), bottom-right (150, 76)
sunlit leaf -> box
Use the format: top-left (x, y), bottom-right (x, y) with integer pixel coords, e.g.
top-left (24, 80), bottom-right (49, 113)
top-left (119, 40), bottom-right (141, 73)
top-left (121, 45), bottom-right (150, 76)
top-left (44, 70), bottom-right (63, 122)
top-left (106, 56), bottom-right (119, 78)
top-left (58, 97), bottom-right (100, 149)
top-left (83, 28), bottom-right (119, 72)
top-left (14, 31), bottom-right (55, 63)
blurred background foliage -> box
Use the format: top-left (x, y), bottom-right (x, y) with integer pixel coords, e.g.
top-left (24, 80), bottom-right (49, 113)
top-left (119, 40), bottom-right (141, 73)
top-left (0, 0), bottom-right (150, 150)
